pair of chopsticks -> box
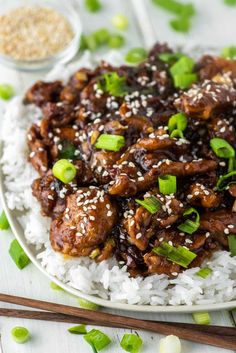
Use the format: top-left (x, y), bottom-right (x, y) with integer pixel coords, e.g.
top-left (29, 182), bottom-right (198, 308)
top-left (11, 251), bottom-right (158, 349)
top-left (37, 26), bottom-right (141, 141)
top-left (0, 293), bottom-right (235, 350)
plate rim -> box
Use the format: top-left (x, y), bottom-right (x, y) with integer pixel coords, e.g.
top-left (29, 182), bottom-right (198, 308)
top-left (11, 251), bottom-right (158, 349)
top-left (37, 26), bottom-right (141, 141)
top-left (1, 143), bottom-right (236, 313)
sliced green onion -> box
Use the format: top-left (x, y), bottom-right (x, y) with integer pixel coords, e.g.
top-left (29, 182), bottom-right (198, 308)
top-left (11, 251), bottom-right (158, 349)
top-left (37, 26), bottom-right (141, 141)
top-left (228, 157), bottom-right (236, 172)
top-left (168, 112), bottom-right (187, 133)
top-left (68, 324), bottom-right (87, 334)
top-left (9, 239), bottom-right (30, 270)
top-left (216, 171), bottom-right (236, 190)
top-left (120, 333), bottom-right (143, 353)
top-left (93, 28), bottom-right (110, 45)
top-left (125, 48), bottom-right (148, 64)
top-left (178, 207), bottom-right (200, 234)
top-left (159, 52), bottom-right (184, 63)
top-left (84, 329), bottom-right (111, 351)
top-left (170, 129), bottom-right (184, 138)
top-left (224, 0), bottom-right (236, 5)
top-left (52, 159), bottom-right (76, 184)
top-left (153, 242), bottom-right (197, 268)
top-left (210, 138), bottom-right (235, 159)
top-left (108, 34), bottom-right (125, 48)
top-left (11, 326), bottom-right (30, 344)
top-left (84, 0), bottom-right (102, 12)
top-left (170, 56), bottom-right (195, 77)
top-left (50, 282), bottom-right (64, 291)
top-left (159, 335), bottom-right (181, 353)
top-left (192, 312), bottom-right (211, 325)
top-left (0, 84), bottom-right (14, 100)
top-left (173, 73), bottom-right (197, 89)
top-left (84, 34), bottom-right (98, 51)
top-left (221, 46), bottom-right (236, 59)
top-left (228, 235), bottom-right (236, 256)
top-left (196, 267), bottom-right (212, 279)
top-left (170, 16), bottom-right (191, 33)
top-left (152, 0), bottom-right (195, 17)
top-left (112, 14), bottom-right (129, 30)
top-left (0, 211), bottom-right (10, 230)
top-left (59, 141), bottom-right (76, 160)
top-left (135, 196), bottom-right (162, 214)
top-left (95, 134), bottom-right (125, 151)
top-left (90, 248), bottom-right (100, 259)
top-left (158, 175), bottom-right (177, 195)
top-left (77, 298), bottom-right (100, 310)
top-left (98, 72), bottom-right (127, 97)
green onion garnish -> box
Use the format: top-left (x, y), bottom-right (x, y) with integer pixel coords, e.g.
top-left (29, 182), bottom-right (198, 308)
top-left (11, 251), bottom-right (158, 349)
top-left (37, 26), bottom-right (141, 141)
top-left (0, 211), bottom-right (10, 230)
top-left (158, 175), bottom-right (177, 195)
top-left (93, 28), bottom-right (110, 45)
top-left (84, 329), bottom-right (111, 351)
top-left (196, 267), bottom-right (212, 279)
top-left (168, 112), bottom-right (187, 133)
top-left (68, 325), bottom-right (87, 334)
top-left (170, 16), bottom-right (191, 33)
top-left (59, 141), bottom-right (77, 160)
top-left (210, 138), bottom-right (235, 159)
top-left (11, 326), bottom-right (30, 344)
top-left (95, 134), bottom-right (125, 151)
top-left (90, 248), bottom-right (101, 259)
top-left (159, 52), bottom-right (184, 63)
top-left (228, 235), bottom-right (236, 256)
top-left (84, 0), bottom-right (102, 12)
top-left (170, 56), bottom-right (195, 76)
top-left (153, 242), bottom-right (197, 268)
top-left (9, 239), bottom-right (30, 270)
top-left (112, 14), bottom-right (129, 30)
top-left (0, 84), bottom-right (14, 100)
top-left (50, 282), bottom-right (64, 291)
top-left (192, 312), bottom-right (211, 325)
top-left (152, 0), bottom-right (195, 17)
top-left (83, 34), bottom-right (98, 51)
top-left (108, 34), bottom-right (125, 48)
top-left (125, 48), bottom-right (148, 64)
top-left (221, 46), bottom-right (236, 59)
top-left (224, 0), bottom-right (236, 5)
top-left (228, 157), bottom-right (236, 173)
top-left (170, 129), bottom-right (184, 138)
top-left (173, 73), bottom-right (197, 89)
top-left (52, 159), bottom-right (76, 184)
top-left (159, 335), bottom-right (181, 353)
top-left (98, 72), bottom-right (127, 97)
top-left (135, 196), bottom-right (162, 214)
top-left (77, 298), bottom-right (100, 310)
top-left (216, 170), bottom-right (236, 190)
top-left (178, 207), bottom-right (200, 234)
top-left (120, 333), bottom-right (143, 353)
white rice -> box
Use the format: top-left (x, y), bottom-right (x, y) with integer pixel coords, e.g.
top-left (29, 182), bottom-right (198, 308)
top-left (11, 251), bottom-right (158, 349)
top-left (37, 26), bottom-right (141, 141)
top-left (1, 51), bottom-right (236, 306)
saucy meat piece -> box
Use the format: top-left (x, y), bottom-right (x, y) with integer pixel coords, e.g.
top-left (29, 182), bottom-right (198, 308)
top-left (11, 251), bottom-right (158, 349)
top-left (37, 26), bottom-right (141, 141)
top-left (25, 81), bottom-right (63, 107)
top-left (50, 187), bottom-right (118, 256)
top-left (175, 81), bottom-right (236, 120)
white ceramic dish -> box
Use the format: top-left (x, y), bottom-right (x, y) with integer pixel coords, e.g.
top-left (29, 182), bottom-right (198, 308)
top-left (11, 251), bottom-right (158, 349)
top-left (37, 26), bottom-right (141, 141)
top-left (1, 154), bottom-right (236, 313)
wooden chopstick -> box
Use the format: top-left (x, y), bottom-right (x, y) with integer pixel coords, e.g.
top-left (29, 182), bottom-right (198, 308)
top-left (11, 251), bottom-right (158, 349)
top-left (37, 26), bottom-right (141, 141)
top-left (0, 307), bottom-right (236, 338)
top-left (0, 293), bottom-right (235, 350)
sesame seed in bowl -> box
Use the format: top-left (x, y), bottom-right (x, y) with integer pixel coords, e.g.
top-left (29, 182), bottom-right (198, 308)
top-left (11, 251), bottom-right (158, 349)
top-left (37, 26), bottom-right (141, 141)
top-left (0, 0), bottom-right (82, 71)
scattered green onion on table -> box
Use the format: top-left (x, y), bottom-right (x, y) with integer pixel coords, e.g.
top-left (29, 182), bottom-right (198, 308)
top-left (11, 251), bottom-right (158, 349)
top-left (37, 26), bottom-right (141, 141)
top-left (84, 329), bottom-right (111, 351)
top-left (68, 325), bottom-right (88, 335)
top-left (0, 83), bottom-right (14, 100)
top-left (77, 298), bottom-right (100, 310)
top-left (120, 333), bottom-right (143, 353)
top-left (221, 45), bottom-right (236, 59)
top-left (108, 33), bottom-right (125, 48)
top-left (0, 210), bottom-right (10, 230)
top-left (84, 0), bottom-right (102, 13)
top-left (112, 13), bottom-right (129, 30)
top-left (11, 326), bottom-right (30, 344)
top-left (9, 239), bottom-right (30, 270)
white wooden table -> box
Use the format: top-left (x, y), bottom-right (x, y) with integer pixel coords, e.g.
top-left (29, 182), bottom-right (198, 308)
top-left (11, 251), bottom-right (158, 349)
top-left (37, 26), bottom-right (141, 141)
top-left (0, 1), bottom-right (236, 352)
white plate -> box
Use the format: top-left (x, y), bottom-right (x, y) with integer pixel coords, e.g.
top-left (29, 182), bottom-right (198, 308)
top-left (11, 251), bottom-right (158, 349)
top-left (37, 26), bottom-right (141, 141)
top-left (1, 148), bottom-right (236, 313)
